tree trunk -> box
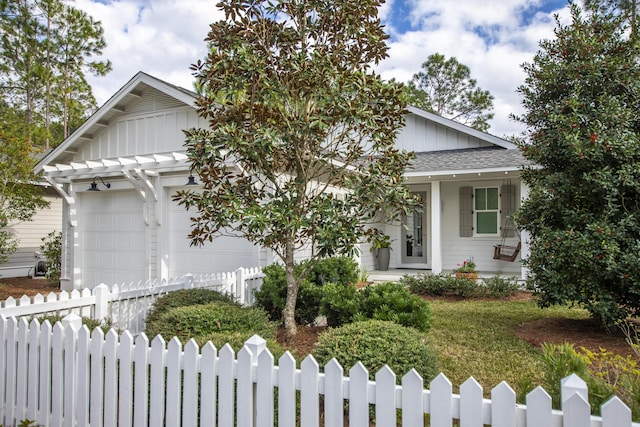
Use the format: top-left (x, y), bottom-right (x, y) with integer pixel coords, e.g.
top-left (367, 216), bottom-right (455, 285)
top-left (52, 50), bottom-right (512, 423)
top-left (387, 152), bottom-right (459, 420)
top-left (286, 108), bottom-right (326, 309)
top-left (282, 240), bottom-right (299, 337)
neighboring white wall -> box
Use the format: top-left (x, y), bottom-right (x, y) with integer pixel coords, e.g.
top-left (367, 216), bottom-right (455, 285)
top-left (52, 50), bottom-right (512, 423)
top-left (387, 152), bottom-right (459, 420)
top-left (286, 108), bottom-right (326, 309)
top-left (0, 188), bottom-right (62, 278)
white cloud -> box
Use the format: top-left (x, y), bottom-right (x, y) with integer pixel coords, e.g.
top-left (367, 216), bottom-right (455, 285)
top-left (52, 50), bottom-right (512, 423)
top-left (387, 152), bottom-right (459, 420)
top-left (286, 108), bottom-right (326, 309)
top-left (75, 0), bottom-right (570, 138)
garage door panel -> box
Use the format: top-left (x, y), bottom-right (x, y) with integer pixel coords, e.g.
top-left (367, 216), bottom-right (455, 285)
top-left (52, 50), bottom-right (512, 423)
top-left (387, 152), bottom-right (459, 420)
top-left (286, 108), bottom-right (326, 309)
top-left (80, 191), bottom-right (146, 288)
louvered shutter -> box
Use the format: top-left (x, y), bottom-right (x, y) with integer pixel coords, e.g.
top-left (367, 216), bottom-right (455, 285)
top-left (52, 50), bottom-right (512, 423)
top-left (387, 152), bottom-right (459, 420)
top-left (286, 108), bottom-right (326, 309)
top-left (500, 184), bottom-right (516, 237)
top-left (459, 186), bottom-right (473, 237)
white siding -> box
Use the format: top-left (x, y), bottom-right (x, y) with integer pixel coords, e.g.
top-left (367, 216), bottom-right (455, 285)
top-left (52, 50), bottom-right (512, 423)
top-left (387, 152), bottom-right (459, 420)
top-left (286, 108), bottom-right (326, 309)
top-left (395, 114), bottom-right (493, 153)
top-left (440, 181), bottom-right (521, 275)
top-left (0, 189), bottom-right (63, 278)
top-left (165, 195), bottom-right (259, 278)
top-left (74, 107), bottom-right (205, 161)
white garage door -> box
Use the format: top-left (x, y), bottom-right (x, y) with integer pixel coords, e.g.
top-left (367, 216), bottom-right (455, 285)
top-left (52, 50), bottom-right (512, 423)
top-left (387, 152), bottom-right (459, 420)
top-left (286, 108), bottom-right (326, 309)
top-left (168, 198), bottom-right (258, 277)
top-left (80, 191), bottom-right (146, 288)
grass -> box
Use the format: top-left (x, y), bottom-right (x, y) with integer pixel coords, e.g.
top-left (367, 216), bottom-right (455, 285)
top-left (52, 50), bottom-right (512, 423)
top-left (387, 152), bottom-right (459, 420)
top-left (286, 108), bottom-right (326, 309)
top-left (427, 298), bottom-right (590, 401)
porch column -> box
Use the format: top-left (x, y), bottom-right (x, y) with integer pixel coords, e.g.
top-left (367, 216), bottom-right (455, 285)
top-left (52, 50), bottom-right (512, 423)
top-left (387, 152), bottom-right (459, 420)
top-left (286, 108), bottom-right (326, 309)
top-left (520, 181), bottom-right (530, 280)
top-left (431, 181), bottom-right (442, 274)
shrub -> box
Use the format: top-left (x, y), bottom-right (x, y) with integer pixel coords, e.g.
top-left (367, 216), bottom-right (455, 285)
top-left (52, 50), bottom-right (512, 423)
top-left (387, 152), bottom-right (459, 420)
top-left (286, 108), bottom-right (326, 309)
top-left (451, 276), bottom-right (480, 297)
top-left (482, 274), bottom-right (520, 298)
top-left (305, 256), bottom-right (359, 286)
top-left (144, 300), bottom-right (276, 344)
top-left (146, 288), bottom-right (238, 325)
top-left (253, 262), bottom-right (322, 325)
top-left (254, 257), bottom-right (359, 325)
top-left (313, 320), bottom-right (439, 382)
top-left (40, 231), bottom-right (62, 284)
top-left (358, 282), bottom-right (433, 332)
top-left (319, 282), bottom-right (361, 327)
top-left (401, 273), bottom-right (451, 296)
top-left (321, 281), bottom-right (433, 331)
top-left (35, 315), bottom-right (114, 333)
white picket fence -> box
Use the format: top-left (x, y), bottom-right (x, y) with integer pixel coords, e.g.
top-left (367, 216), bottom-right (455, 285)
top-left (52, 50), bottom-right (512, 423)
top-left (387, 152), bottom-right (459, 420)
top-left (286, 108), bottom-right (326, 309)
top-left (0, 316), bottom-right (637, 427)
top-left (0, 267), bottom-right (264, 334)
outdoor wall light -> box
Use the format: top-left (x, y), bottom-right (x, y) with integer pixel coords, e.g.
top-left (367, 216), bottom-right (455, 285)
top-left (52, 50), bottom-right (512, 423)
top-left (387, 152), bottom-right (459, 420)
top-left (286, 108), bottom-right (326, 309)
top-left (88, 176), bottom-right (111, 191)
top-left (185, 175), bottom-right (198, 186)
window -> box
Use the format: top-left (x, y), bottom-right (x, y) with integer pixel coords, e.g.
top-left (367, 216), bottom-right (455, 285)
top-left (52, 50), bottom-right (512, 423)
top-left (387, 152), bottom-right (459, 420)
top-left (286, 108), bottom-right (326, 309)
top-left (475, 187), bottom-right (498, 234)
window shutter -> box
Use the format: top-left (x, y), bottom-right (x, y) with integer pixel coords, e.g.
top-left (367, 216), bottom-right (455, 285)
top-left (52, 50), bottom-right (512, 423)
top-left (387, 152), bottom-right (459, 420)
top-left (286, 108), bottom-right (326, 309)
top-left (500, 184), bottom-right (516, 238)
top-left (459, 186), bottom-right (473, 237)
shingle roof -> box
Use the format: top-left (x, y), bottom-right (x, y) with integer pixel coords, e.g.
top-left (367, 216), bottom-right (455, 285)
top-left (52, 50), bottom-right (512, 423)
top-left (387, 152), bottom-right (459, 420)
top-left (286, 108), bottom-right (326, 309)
top-left (408, 147), bottom-right (529, 173)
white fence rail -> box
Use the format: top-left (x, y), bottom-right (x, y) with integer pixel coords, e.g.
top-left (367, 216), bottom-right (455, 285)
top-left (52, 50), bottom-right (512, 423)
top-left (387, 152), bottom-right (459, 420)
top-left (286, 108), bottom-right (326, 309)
top-left (0, 267), bottom-right (264, 334)
top-left (0, 316), bottom-right (637, 427)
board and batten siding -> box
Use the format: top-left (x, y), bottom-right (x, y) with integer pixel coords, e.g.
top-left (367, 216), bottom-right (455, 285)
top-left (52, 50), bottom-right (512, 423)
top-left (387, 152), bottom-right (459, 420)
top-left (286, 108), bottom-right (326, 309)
top-left (395, 114), bottom-right (493, 153)
top-left (440, 180), bottom-right (521, 275)
top-left (0, 189), bottom-right (62, 278)
top-left (73, 86), bottom-right (205, 163)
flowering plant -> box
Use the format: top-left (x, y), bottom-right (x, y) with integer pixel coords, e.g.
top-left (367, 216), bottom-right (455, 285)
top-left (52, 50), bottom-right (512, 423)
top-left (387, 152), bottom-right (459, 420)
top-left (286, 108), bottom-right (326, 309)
top-left (454, 259), bottom-right (477, 274)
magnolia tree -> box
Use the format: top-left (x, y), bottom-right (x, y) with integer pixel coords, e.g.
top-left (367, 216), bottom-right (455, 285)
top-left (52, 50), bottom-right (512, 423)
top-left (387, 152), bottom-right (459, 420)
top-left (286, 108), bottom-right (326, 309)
top-left (515, 3), bottom-right (640, 326)
top-left (175, 0), bottom-right (416, 336)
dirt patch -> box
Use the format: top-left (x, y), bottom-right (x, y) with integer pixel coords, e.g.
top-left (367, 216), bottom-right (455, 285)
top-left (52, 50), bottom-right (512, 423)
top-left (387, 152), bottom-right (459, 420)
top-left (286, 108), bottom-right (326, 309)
top-left (0, 276), bottom-right (60, 301)
top-left (515, 316), bottom-right (635, 358)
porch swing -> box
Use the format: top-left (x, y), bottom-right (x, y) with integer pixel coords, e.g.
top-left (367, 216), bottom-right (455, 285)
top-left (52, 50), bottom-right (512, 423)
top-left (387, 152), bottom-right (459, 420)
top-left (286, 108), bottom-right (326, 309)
top-left (492, 183), bottom-right (521, 262)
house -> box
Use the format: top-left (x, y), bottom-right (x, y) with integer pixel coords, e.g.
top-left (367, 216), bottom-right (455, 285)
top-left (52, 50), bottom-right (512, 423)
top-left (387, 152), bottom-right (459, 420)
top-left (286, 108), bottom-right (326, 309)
top-left (360, 106), bottom-right (528, 278)
top-left (0, 186), bottom-right (63, 278)
top-left (35, 72), bottom-right (528, 290)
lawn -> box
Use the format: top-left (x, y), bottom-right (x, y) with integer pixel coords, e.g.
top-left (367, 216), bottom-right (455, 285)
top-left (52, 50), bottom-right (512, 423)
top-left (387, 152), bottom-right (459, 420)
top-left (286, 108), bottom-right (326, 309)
top-left (426, 297), bottom-right (591, 400)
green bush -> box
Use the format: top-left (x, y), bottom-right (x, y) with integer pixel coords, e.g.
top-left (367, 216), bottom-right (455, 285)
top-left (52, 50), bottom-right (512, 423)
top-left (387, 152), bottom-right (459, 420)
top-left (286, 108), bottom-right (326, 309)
top-left (404, 273), bottom-right (522, 299)
top-left (254, 257), bottom-right (359, 325)
top-left (144, 300), bottom-right (276, 344)
top-left (253, 263), bottom-right (322, 325)
top-left (146, 288), bottom-right (238, 325)
top-left (452, 276), bottom-right (480, 297)
top-left (401, 273), bottom-right (451, 296)
top-left (34, 315), bottom-right (115, 333)
top-left (319, 282), bottom-right (361, 327)
top-left (313, 320), bottom-right (439, 382)
top-left (40, 231), bottom-right (62, 284)
top-left (482, 274), bottom-right (520, 298)
top-left (306, 256), bottom-right (359, 286)
top-left (358, 282), bottom-right (433, 332)
top-left (320, 281), bottom-right (433, 332)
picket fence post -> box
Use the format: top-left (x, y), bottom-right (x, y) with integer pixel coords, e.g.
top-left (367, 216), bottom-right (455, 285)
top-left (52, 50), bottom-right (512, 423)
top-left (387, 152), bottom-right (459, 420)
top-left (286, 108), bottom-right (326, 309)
top-left (184, 273), bottom-right (194, 289)
top-left (93, 284), bottom-right (110, 322)
top-left (236, 268), bottom-right (246, 304)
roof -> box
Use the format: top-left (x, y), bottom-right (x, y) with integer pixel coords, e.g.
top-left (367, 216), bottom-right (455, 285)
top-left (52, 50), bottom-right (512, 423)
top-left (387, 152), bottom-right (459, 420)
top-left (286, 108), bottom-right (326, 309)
top-left (408, 147), bottom-right (528, 175)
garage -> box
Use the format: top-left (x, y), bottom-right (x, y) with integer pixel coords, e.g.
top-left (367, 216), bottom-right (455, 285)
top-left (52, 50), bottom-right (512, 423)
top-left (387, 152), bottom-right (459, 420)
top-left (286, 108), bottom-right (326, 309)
top-left (167, 196), bottom-right (259, 277)
top-left (79, 191), bottom-right (147, 288)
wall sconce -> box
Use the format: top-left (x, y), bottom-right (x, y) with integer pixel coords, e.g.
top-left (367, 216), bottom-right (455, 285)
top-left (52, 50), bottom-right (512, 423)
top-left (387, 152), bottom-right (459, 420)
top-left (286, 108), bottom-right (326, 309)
top-left (88, 176), bottom-right (111, 191)
top-left (185, 175), bottom-right (198, 186)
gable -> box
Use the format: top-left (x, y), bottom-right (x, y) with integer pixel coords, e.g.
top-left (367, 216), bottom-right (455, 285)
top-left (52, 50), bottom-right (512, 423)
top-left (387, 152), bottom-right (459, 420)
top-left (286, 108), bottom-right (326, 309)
top-left (396, 106), bottom-right (515, 153)
top-left (74, 103), bottom-right (205, 162)
top-left (35, 72), bottom-right (201, 172)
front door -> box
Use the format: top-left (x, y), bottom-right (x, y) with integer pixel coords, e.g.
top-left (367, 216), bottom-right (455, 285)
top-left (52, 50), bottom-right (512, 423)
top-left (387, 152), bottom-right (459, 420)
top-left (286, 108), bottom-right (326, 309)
top-left (402, 191), bottom-right (428, 265)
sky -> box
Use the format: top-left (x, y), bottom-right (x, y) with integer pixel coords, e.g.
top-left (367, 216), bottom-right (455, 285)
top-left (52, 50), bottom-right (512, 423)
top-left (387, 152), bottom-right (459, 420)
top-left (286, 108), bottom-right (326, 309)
top-left (75, 0), bottom-right (572, 138)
